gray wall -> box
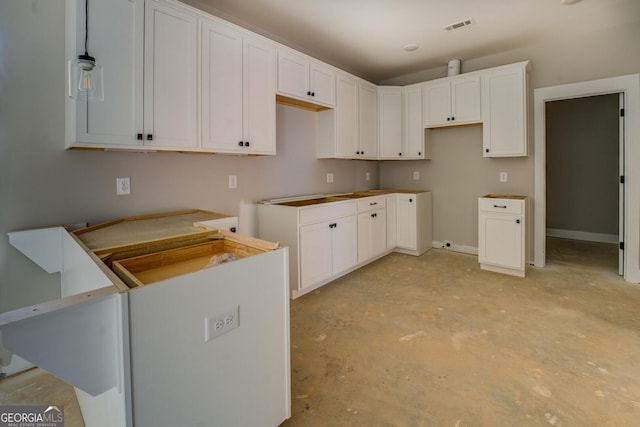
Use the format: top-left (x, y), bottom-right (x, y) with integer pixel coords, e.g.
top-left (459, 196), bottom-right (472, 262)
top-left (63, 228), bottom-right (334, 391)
top-left (546, 94), bottom-right (620, 236)
top-left (0, 1), bottom-right (379, 315)
top-left (379, 20), bottom-right (640, 255)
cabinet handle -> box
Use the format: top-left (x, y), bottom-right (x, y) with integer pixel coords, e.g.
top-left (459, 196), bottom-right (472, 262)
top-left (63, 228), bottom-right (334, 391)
top-left (329, 223), bottom-right (337, 229)
top-left (137, 133), bottom-right (143, 141)
top-left (369, 202), bottom-right (377, 206)
top-left (516, 219), bottom-right (521, 224)
top-left (238, 141), bottom-right (244, 147)
top-left (146, 134), bottom-right (153, 141)
top-left (245, 141), bottom-right (250, 147)
top-left (493, 205), bottom-right (507, 209)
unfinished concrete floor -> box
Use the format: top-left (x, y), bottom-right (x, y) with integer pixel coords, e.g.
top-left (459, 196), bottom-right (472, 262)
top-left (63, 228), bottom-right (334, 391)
top-left (2, 238), bottom-right (639, 426)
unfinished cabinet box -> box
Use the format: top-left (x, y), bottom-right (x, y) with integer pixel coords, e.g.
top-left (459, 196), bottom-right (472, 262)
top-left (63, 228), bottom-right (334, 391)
top-left (1, 210), bottom-right (290, 427)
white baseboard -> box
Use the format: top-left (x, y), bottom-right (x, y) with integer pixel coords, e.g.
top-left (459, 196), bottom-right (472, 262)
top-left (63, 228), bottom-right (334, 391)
top-left (546, 228), bottom-right (618, 244)
top-left (1, 354), bottom-right (34, 377)
top-left (432, 240), bottom-right (478, 255)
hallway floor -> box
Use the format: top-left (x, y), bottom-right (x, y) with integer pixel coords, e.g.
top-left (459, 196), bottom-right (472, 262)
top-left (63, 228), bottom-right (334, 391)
top-left (2, 238), bottom-right (639, 426)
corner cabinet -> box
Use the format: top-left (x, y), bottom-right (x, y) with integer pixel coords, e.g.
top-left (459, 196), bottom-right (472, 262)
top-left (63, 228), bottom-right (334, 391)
top-left (481, 61), bottom-right (530, 157)
top-left (201, 21), bottom-right (276, 154)
top-left (478, 195), bottom-right (526, 276)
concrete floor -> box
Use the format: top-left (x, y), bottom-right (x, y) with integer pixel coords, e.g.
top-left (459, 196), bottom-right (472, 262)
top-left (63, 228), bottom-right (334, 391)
top-left (2, 238), bottom-right (640, 426)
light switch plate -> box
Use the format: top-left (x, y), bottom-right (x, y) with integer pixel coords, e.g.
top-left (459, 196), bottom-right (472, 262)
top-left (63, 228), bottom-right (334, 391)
top-left (500, 172), bottom-right (508, 182)
top-left (413, 171), bottom-right (420, 181)
top-left (228, 175), bottom-right (237, 189)
top-left (327, 173), bottom-right (334, 183)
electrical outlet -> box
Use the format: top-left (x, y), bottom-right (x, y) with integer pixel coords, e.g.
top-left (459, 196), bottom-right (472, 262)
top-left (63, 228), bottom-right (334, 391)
top-left (116, 177), bottom-right (130, 195)
top-left (205, 306), bottom-right (240, 342)
top-left (365, 172), bottom-right (370, 181)
top-left (228, 175), bottom-right (237, 189)
top-left (499, 172), bottom-right (508, 182)
top-left (413, 171), bottom-right (420, 181)
top-left (327, 172), bottom-right (334, 183)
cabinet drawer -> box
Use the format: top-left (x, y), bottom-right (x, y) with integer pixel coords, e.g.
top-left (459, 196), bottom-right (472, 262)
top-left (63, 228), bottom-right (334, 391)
top-left (479, 197), bottom-right (523, 214)
top-left (357, 196), bottom-right (386, 213)
top-left (299, 201), bottom-right (356, 225)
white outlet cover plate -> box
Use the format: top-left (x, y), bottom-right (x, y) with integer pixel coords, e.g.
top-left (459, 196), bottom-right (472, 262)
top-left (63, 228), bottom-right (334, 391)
top-left (116, 177), bottom-right (130, 195)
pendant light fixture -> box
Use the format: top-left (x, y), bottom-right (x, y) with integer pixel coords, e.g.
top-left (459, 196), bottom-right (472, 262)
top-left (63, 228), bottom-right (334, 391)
top-left (69, 0), bottom-right (103, 101)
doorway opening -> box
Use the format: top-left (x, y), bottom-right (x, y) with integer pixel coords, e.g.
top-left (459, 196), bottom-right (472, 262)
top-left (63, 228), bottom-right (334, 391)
top-left (533, 74), bottom-right (640, 283)
top-left (544, 94), bottom-right (621, 275)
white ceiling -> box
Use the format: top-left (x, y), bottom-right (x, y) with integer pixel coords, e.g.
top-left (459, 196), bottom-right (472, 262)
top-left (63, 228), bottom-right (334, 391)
top-left (183, 0), bottom-right (640, 83)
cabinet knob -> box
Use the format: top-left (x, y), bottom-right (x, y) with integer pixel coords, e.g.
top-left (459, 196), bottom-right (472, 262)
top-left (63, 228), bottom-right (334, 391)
top-left (485, 148), bottom-right (489, 153)
top-left (245, 141), bottom-right (250, 147)
top-left (409, 198), bottom-right (413, 202)
top-left (238, 141), bottom-right (244, 147)
top-left (311, 92), bottom-right (315, 97)
top-left (146, 134), bottom-right (153, 141)
top-left (516, 219), bottom-right (521, 224)
top-left (418, 152), bottom-right (422, 156)
top-left (451, 117), bottom-right (455, 121)
top-left (399, 153), bottom-right (402, 156)
top-left (447, 117), bottom-right (451, 121)
top-left (356, 151), bottom-right (360, 155)
top-left (136, 133), bottom-right (143, 141)
top-left (307, 91), bottom-right (311, 96)
top-left (361, 151), bottom-right (364, 155)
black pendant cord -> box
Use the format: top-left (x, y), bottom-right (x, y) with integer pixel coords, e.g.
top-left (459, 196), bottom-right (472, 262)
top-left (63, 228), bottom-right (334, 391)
top-left (84, 0), bottom-right (89, 55)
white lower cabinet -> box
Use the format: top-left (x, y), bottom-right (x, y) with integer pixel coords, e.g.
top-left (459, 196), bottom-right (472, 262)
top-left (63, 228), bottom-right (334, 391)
top-left (357, 197), bottom-right (387, 263)
top-left (395, 192), bottom-right (432, 256)
top-left (300, 215), bottom-right (357, 290)
top-left (478, 195), bottom-right (526, 276)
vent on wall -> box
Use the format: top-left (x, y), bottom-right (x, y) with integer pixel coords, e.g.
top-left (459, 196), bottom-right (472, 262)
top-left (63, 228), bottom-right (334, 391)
top-left (443, 18), bottom-right (476, 31)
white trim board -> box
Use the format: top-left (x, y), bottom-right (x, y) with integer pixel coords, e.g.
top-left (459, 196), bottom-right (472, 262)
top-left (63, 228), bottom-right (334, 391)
top-left (534, 74), bottom-right (640, 283)
top-left (546, 229), bottom-right (618, 244)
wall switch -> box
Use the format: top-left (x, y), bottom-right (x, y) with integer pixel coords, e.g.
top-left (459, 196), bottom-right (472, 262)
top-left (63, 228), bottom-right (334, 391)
top-left (327, 172), bottom-right (334, 183)
top-left (205, 306), bottom-right (240, 342)
top-left (228, 175), bottom-right (237, 189)
top-left (365, 172), bottom-right (370, 181)
top-left (499, 172), bottom-right (508, 182)
top-left (116, 177), bottom-right (130, 195)
top-left (413, 171), bottom-right (420, 181)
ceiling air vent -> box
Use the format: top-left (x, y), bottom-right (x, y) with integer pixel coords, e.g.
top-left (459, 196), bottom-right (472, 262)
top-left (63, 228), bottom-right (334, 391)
top-left (443, 18), bottom-right (476, 31)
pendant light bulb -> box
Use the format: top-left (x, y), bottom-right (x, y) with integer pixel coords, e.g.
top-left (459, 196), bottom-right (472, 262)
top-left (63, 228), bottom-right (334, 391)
top-left (68, 0), bottom-right (104, 101)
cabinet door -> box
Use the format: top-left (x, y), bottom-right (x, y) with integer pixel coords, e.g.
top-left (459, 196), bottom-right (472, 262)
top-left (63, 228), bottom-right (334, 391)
top-left (358, 82), bottom-right (378, 159)
top-left (396, 194), bottom-right (417, 250)
top-left (310, 63), bottom-right (336, 107)
top-left (423, 81), bottom-right (451, 127)
top-left (299, 222), bottom-right (333, 290)
top-left (378, 87), bottom-right (403, 159)
top-left (68, 0), bottom-right (143, 148)
top-left (482, 66), bottom-right (527, 157)
top-left (358, 209), bottom-right (386, 263)
top-left (331, 216), bottom-right (358, 275)
top-left (144, 0), bottom-right (198, 149)
top-left (277, 51), bottom-right (309, 100)
top-left (478, 212), bottom-right (523, 270)
top-left (451, 76), bottom-right (481, 124)
top-left (403, 85), bottom-right (425, 159)
top-left (201, 21), bottom-right (243, 152)
top-left (335, 75), bottom-right (359, 158)
top-left (243, 36), bottom-right (276, 154)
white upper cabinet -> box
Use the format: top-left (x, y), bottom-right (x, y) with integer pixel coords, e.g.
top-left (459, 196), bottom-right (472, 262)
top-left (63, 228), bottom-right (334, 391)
top-left (277, 50), bottom-right (336, 107)
top-left (358, 81), bottom-right (378, 159)
top-left (202, 21), bottom-right (276, 155)
top-left (66, 0), bottom-right (144, 149)
top-left (403, 84), bottom-right (428, 159)
top-left (377, 86), bottom-right (403, 159)
top-left (423, 75), bottom-right (481, 127)
top-left (335, 74), bottom-right (359, 158)
top-left (144, 0), bottom-right (199, 149)
top-left (482, 61), bottom-right (529, 157)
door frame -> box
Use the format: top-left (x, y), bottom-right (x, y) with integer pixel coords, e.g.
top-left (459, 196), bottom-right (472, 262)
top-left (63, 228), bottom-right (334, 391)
top-left (533, 74), bottom-right (640, 282)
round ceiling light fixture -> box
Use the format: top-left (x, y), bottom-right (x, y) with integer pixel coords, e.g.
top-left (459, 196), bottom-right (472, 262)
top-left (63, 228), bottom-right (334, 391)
top-left (403, 44), bottom-right (419, 52)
